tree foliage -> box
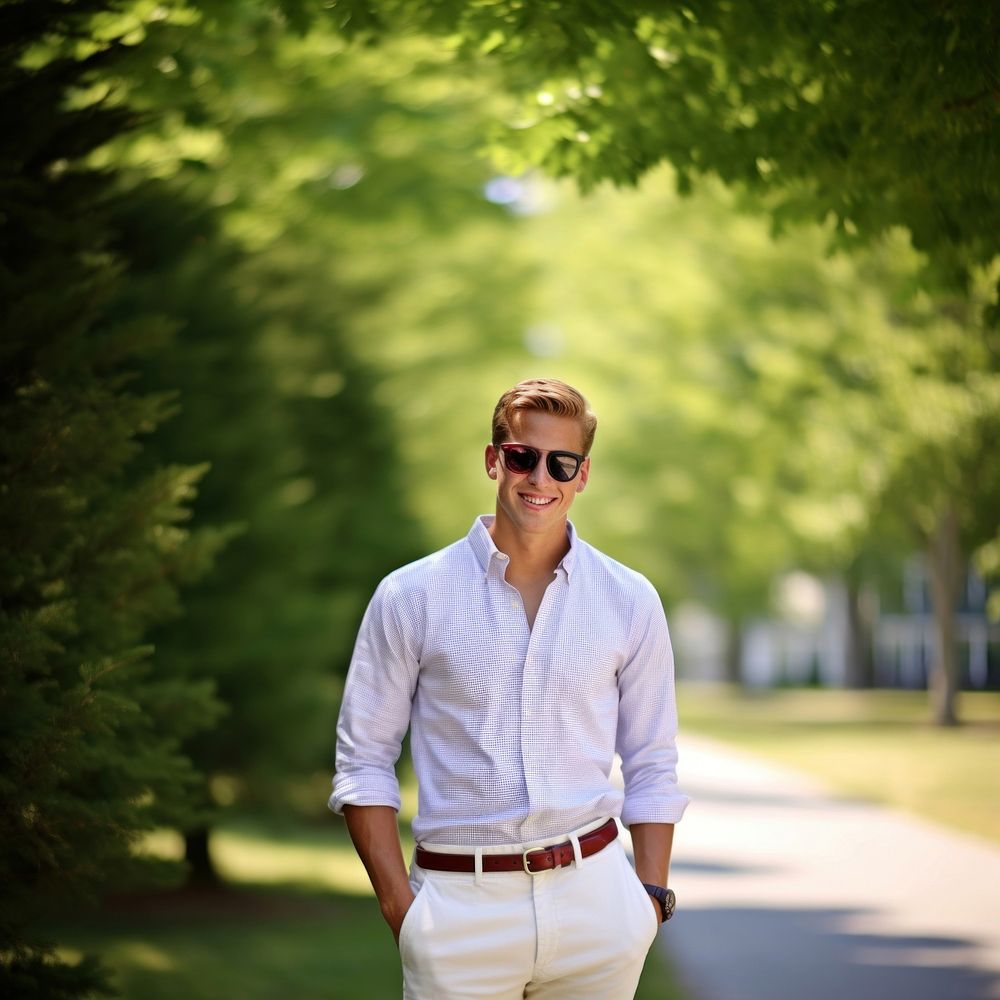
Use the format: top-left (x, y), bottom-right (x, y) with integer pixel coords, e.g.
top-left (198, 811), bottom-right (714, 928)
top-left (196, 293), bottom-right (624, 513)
top-left (40, 1), bottom-right (536, 882)
top-left (321, 0), bottom-right (999, 720)
top-left (44, 3), bottom-right (458, 877)
top-left (4, 11), bottom-right (997, 994)
top-left (0, 1), bottom-right (227, 992)
top-left (332, 0), bottom-right (999, 313)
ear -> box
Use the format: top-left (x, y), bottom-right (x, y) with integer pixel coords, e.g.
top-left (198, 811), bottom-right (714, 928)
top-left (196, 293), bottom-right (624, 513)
top-left (485, 443), bottom-right (499, 479)
top-left (575, 456), bottom-right (591, 493)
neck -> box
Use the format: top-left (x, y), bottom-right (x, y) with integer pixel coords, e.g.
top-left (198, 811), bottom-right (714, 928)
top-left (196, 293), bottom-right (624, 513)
top-left (488, 513), bottom-right (570, 578)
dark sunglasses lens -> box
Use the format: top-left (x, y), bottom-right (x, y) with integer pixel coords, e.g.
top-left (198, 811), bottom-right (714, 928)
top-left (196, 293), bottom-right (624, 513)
top-left (548, 453), bottom-right (581, 482)
top-left (503, 446), bottom-right (539, 474)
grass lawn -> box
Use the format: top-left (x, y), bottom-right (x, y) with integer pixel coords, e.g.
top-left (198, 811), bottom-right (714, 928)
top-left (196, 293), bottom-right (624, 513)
top-left (50, 817), bottom-right (687, 1000)
top-left (677, 683), bottom-right (1000, 845)
top-left (53, 884), bottom-right (402, 1000)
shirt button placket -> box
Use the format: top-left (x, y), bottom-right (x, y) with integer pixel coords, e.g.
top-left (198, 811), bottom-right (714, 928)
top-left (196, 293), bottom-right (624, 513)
top-left (520, 629), bottom-right (544, 823)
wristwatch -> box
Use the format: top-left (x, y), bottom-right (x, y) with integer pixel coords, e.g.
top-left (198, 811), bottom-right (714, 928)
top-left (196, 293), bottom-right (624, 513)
top-left (642, 884), bottom-right (676, 923)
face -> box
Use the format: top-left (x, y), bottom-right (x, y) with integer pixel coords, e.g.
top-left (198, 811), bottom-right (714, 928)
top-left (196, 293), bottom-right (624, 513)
top-left (485, 410), bottom-right (590, 540)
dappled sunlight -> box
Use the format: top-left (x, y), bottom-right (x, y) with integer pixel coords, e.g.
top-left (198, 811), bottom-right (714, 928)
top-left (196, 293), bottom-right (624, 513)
top-left (212, 831), bottom-right (377, 895)
top-left (116, 942), bottom-right (176, 972)
top-left (135, 828), bottom-right (185, 862)
top-left (132, 815), bottom-right (422, 897)
top-left (131, 826), bottom-right (379, 894)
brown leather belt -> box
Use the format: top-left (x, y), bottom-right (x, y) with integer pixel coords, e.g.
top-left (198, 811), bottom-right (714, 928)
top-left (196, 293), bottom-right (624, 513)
top-left (415, 818), bottom-right (618, 875)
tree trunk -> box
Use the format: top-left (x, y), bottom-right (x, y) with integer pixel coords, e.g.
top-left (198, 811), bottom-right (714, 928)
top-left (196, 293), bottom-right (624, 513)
top-left (926, 504), bottom-right (962, 727)
top-left (723, 618), bottom-right (744, 687)
top-left (184, 826), bottom-right (221, 886)
top-left (845, 575), bottom-right (876, 689)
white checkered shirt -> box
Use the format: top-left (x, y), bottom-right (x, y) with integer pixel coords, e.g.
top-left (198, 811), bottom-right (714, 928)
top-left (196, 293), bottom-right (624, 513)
top-left (329, 515), bottom-right (690, 845)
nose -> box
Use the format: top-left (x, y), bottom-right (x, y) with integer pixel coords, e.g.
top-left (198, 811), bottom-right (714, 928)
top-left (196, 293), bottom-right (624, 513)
top-left (527, 454), bottom-right (554, 486)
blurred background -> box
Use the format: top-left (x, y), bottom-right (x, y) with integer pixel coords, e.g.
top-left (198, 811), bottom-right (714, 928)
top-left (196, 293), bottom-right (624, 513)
top-left (2, 2), bottom-right (998, 998)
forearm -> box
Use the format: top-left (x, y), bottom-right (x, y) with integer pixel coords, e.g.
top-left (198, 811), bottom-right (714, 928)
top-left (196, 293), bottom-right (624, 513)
top-left (630, 822), bottom-right (674, 889)
top-left (343, 804), bottom-right (414, 941)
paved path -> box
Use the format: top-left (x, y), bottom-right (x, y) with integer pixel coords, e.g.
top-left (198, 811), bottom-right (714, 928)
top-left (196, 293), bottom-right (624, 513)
top-left (654, 736), bottom-right (1000, 1000)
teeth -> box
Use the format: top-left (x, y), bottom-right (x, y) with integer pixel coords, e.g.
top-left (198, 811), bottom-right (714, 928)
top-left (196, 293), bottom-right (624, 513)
top-left (523, 495), bottom-right (554, 506)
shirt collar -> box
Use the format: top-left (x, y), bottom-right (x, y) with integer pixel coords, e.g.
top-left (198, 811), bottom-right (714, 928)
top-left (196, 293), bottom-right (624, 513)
top-left (467, 515), bottom-right (578, 581)
top-left (561, 520), bottom-right (578, 579)
top-left (467, 515), bottom-right (500, 576)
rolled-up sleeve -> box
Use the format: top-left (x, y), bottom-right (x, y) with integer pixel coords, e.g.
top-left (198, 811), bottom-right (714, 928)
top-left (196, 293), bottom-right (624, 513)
top-left (616, 582), bottom-right (691, 826)
top-left (329, 577), bottom-right (421, 814)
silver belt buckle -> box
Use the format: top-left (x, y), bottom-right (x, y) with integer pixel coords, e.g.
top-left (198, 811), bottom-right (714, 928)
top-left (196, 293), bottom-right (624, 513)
top-left (522, 847), bottom-right (547, 875)
top-left (522, 844), bottom-right (564, 875)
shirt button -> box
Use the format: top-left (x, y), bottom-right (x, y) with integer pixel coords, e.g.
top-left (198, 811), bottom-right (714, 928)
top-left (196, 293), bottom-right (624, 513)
top-left (511, 600), bottom-right (519, 609)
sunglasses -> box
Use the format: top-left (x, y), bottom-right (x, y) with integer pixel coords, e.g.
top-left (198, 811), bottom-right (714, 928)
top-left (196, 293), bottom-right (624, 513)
top-left (498, 443), bottom-right (586, 482)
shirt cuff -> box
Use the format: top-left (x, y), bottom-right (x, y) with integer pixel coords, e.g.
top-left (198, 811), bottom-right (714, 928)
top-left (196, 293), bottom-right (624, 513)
top-left (328, 773), bottom-right (402, 814)
top-left (621, 793), bottom-right (691, 827)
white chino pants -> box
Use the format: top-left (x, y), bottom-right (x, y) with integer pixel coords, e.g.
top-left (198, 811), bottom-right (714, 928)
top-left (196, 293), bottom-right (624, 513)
top-left (398, 818), bottom-right (660, 1000)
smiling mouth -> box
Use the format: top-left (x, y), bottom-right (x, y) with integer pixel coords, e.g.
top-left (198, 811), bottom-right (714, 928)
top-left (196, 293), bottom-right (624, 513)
top-left (520, 493), bottom-right (556, 507)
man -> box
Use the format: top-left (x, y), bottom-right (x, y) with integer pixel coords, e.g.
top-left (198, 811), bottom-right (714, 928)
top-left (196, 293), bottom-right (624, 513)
top-left (330, 378), bottom-right (689, 999)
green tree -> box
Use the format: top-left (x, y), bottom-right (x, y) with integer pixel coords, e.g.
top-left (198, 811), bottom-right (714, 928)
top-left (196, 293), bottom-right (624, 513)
top-left (835, 259), bottom-right (1000, 722)
top-left (0, 2), bottom-right (226, 994)
top-left (327, 0), bottom-right (1000, 720)
top-left (344, 0), bottom-right (998, 311)
top-left (108, 180), bottom-right (425, 879)
top-left (73, 7), bottom-right (430, 876)
top-left (79, 4), bottom-right (536, 876)
top-left (457, 173), bottom-right (998, 718)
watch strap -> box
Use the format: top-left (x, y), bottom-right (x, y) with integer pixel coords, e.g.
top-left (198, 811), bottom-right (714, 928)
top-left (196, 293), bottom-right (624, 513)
top-left (642, 883), bottom-right (676, 922)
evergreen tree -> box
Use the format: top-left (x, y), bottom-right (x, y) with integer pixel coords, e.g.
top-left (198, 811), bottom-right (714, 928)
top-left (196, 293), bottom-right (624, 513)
top-left (0, 3), bottom-right (225, 993)
top-left (106, 177), bottom-right (423, 880)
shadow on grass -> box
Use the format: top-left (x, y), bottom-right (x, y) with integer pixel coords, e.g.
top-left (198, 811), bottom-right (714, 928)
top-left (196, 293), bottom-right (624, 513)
top-left (52, 883), bottom-right (403, 1000)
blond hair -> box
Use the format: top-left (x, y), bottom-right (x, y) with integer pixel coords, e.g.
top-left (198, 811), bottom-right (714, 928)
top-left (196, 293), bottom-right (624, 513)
top-left (491, 378), bottom-right (597, 454)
